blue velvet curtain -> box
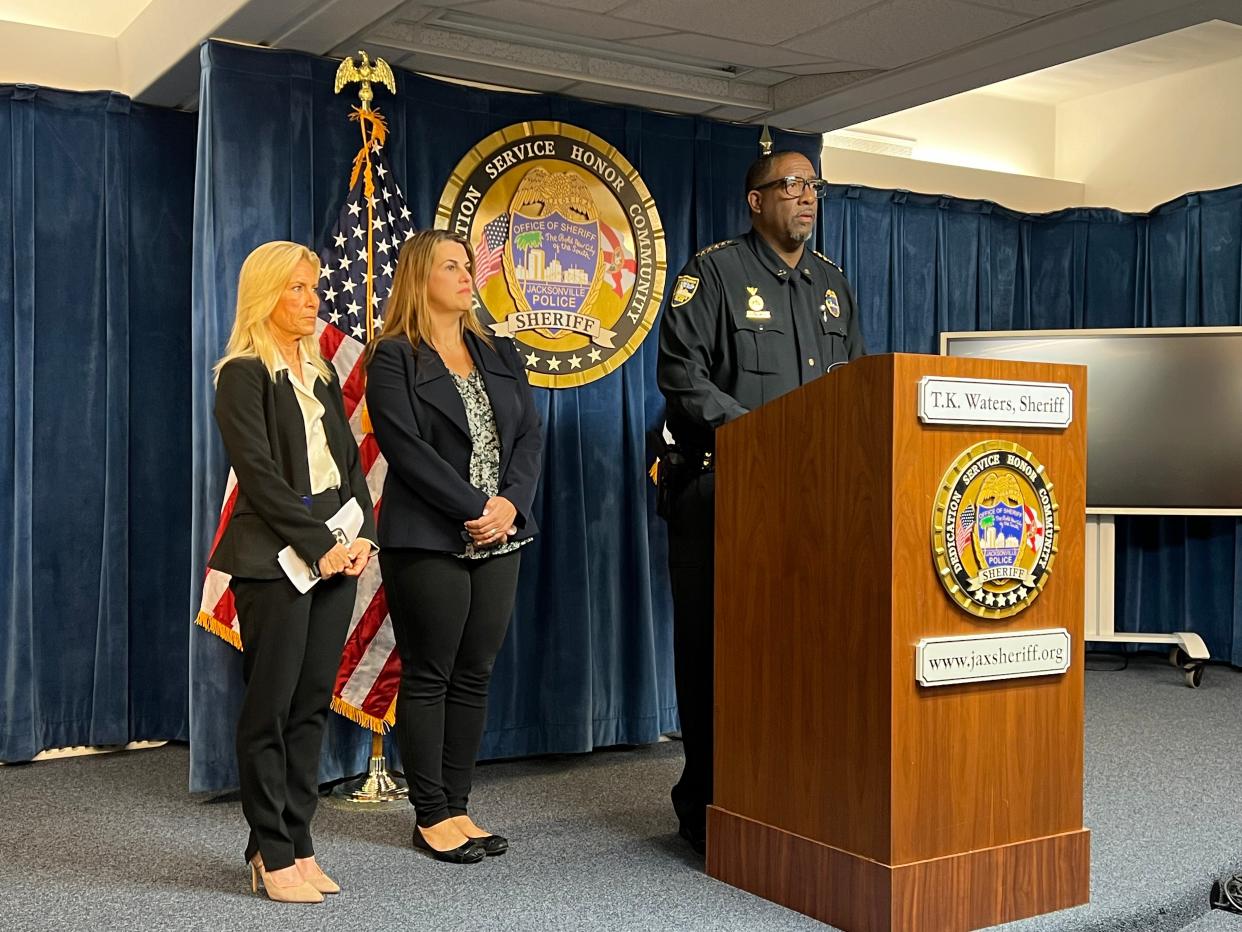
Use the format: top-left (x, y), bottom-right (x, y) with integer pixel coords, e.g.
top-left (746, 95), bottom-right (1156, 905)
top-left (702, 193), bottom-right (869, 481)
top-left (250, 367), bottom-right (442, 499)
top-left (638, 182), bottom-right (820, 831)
top-left (187, 40), bottom-right (823, 792)
top-left (0, 86), bottom-right (196, 761)
top-left (10, 50), bottom-right (1231, 788)
top-left (821, 184), bottom-right (1242, 664)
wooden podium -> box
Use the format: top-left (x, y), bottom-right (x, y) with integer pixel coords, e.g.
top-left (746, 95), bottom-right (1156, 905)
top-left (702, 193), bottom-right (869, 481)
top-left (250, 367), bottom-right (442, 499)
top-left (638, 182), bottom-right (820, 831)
top-left (708, 353), bottom-right (1089, 932)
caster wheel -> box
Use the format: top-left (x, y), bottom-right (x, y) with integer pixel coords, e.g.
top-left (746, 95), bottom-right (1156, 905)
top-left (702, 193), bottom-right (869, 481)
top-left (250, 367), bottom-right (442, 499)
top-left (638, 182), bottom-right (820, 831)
top-left (1183, 663), bottom-right (1204, 689)
top-left (1169, 646), bottom-right (1184, 667)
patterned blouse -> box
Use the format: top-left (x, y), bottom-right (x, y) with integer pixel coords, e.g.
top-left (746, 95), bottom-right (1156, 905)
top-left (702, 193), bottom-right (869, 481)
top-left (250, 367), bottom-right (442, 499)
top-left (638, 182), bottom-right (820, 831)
top-left (451, 368), bottom-right (532, 560)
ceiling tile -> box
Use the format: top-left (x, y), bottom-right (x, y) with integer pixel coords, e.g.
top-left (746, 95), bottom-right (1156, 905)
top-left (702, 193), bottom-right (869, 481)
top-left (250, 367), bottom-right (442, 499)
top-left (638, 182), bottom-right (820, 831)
top-left (775, 60), bottom-right (875, 75)
top-left (395, 0), bottom-right (493, 7)
top-left (622, 31), bottom-right (824, 69)
top-left (515, 0), bottom-right (628, 10)
top-left (980, 19), bottom-right (1242, 104)
top-left (613, 0), bottom-right (878, 47)
top-left (402, 50), bottom-right (576, 92)
top-left (781, 0), bottom-right (1029, 69)
top-left (457, 0), bottom-right (676, 40)
top-left (561, 81), bottom-right (720, 114)
top-left (960, 0), bottom-right (1092, 13)
top-left (736, 68), bottom-right (800, 86)
top-left (705, 104), bottom-right (767, 122)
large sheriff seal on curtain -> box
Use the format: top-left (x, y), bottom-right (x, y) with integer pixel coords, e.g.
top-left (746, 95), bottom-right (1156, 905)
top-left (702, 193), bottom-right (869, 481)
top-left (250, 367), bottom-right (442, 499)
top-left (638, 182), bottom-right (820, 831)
top-left (931, 440), bottom-right (1060, 619)
top-left (436, 121), bottom-right (666, 388)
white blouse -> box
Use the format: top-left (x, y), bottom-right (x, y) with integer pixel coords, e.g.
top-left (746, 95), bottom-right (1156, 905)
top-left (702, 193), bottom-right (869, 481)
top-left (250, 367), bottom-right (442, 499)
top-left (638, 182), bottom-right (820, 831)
top-left (276, 353), bottom-right (341, 494)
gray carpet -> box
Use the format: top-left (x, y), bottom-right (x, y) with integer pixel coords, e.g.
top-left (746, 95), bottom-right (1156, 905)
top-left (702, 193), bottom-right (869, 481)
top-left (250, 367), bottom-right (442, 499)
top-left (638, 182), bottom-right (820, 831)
top-left (1180, 914), bottom-right (1242, 931)
top-left (2, 655), bottom-right (1240, 932)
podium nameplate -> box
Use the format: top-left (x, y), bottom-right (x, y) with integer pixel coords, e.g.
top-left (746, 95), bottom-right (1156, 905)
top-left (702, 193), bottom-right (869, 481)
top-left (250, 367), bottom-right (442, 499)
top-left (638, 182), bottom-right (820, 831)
top-left (919, 376), bottom-right (1072, 428)
top-left (916, 628), bottom-right (1071, 686)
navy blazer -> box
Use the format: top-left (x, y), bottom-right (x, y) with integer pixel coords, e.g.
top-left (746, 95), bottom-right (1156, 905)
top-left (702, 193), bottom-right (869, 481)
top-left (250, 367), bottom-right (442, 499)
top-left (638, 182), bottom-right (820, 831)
top-left (365, 332), bottom-right (543, 553)
top-left (209, 357), bottom-right (378, 579)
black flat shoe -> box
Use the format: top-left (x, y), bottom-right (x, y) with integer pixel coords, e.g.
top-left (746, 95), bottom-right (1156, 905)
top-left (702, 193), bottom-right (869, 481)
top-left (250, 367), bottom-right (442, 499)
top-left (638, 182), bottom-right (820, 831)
top-left (412, 828), bottom-right (485, 864)
top-left (678, 823), bottom-right (706, 857)
top-left (472, 833), bottom-right (508, 856)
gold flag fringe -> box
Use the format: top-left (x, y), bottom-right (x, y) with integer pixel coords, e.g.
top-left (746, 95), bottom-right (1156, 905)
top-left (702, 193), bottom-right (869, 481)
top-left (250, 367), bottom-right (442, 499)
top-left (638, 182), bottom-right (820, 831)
top-left (197, 609), bottom-right (396, 735)
top-left (331, 694), bottom-right (397, 734)
top-left (194, 611), bottom-right (242, 650)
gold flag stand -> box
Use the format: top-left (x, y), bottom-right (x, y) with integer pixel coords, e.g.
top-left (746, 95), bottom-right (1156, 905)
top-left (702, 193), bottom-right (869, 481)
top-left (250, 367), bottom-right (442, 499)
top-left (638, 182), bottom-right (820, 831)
top-left (330, 732), bottom-right (407, 805)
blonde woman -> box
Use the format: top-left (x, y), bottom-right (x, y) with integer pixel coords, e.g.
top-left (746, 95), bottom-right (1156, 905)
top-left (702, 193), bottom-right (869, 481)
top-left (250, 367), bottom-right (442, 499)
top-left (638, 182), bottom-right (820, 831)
top-left (210, 241), bottom-right (376, 902)
top-left (365, 230), bottom-right (542, 863)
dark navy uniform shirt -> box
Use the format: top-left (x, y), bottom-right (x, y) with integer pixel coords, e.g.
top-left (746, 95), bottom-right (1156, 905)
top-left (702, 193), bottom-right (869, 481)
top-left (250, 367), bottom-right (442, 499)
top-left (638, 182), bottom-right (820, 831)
top-left (657, 229), bottom-right (866, 453)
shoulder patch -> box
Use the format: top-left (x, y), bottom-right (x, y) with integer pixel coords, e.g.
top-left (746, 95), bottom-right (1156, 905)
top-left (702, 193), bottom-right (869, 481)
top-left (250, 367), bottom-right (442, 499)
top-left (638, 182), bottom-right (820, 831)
top-left (812, 249), bottom-right (844, 275)
top-left (670, 275), bottom-right (700, 308)
top-left (696, 239), bottom-right (737, 258)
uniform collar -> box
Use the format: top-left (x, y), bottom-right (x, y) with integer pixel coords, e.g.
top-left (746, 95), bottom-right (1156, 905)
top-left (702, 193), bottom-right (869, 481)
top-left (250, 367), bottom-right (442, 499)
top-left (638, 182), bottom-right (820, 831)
top-left (745, 229), bottom-right (815, 283)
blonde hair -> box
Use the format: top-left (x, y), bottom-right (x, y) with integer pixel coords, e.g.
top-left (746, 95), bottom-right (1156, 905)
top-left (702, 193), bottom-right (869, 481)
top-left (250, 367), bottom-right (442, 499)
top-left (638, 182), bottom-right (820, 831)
top-left (213, 241), bottom-right (332, 384)
top-left (366, 229), bottom-right (491, 366)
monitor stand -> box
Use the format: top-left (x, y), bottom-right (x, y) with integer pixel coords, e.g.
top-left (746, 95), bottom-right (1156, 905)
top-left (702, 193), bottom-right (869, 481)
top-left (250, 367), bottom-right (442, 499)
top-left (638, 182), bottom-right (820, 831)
top-left (1085, 514), bottom-right (1211, 687)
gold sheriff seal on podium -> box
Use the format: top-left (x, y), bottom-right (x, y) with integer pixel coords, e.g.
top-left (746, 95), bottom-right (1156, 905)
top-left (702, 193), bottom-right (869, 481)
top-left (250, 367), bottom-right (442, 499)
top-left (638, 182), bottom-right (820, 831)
top-left (436, 121), bottom-right (665, 388)
top-left (931, 440), bottom-right (1060, 619)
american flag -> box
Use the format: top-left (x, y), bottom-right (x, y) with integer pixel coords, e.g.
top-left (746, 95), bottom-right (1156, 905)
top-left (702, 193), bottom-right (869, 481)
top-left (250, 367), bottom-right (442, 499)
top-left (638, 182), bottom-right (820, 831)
top-left (956, 503), bottom-right (976, 558)
top-left (474, 212), bottom-right (510, 288)
top-left (195, 113), bottom-right (415, 732)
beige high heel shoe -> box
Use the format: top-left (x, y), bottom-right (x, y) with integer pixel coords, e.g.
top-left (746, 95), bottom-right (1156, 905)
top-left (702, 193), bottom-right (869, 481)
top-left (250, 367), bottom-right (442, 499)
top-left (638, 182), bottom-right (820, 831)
top-left (296, 858), bottom-right (341, 895)
top-left (249, 855), bottom-right (324, 904)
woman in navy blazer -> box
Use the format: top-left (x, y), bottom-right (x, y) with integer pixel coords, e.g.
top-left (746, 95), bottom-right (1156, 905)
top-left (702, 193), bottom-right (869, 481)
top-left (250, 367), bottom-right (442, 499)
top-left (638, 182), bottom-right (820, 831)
top-left (365, 229), bottom-right (542, 863)
top-left (211, 241), bottom-right (376, 902)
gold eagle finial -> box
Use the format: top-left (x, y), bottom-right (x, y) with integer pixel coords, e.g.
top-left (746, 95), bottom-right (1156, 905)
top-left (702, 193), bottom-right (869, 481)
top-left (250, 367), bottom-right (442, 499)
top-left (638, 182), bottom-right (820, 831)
top-left (334, 50), bottom-right (396, 111)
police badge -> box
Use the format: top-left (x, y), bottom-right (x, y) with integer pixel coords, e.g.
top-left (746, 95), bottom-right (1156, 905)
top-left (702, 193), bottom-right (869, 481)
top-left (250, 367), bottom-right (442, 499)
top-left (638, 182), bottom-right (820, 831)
top-left (671, 275), bottom-right (699, 308)
top-left (931, 440), bottom-right (1059, 619)
top-left (436, 121), bottom-right (665, 388)
top-left (745, 286), bottom-right (769, 320)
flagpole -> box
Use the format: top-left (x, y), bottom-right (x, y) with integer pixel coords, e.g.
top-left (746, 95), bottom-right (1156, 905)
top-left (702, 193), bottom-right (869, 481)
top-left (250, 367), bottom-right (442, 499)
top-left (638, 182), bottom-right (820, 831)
top-left (327, 49), bottom-right (406, 808)
top-left (361, 114), bottom-right (376, 342)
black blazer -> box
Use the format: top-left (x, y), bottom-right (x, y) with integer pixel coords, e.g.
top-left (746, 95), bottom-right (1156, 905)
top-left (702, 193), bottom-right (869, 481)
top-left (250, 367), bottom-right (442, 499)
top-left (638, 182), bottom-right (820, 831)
top-left (209, 357), bottom-right (377, 579)
top-left (365, 332), bottom-right (543, 553)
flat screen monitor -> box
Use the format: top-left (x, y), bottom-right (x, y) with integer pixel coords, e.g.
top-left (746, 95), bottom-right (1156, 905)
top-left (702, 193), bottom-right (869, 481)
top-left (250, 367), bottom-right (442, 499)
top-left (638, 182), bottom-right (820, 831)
top-left (940, 327), bottom-right (1242, 515)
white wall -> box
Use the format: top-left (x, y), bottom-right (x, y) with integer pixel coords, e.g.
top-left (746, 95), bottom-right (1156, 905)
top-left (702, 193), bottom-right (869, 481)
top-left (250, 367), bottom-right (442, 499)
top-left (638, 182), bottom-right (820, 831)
top-left (1056, 54), bottom-right (1242, 212)
top-left (822, 146), bottom-right (1085, 214)
top-left (848, 92), bottom-right (1059, 179)
top-left (0, 0), bottom-right (250, 99)
top-left (823, 91), bottom-right (1082, 213)
top-left (827, 52), bottom-right (1242, 214)
top-left (0, 22), bottom-right (121, 92)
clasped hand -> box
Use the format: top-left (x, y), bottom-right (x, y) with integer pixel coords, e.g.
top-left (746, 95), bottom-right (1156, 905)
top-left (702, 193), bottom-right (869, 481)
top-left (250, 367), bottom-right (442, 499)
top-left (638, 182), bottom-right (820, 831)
top-left (317, 539), bottom-right (371, 579)
top-left (464, 496), bottom-right (518, 548)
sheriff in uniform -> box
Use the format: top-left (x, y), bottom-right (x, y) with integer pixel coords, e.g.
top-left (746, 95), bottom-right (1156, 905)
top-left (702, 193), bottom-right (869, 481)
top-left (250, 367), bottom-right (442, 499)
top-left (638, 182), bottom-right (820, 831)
top-left (656, 149), bottom-right (865, 854)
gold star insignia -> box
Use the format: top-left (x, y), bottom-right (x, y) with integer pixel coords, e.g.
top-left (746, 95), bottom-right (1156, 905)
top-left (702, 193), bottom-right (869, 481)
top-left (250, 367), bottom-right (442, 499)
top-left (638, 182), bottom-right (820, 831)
top-left (568, 355), bottom-right (583, 369)
top-left (524, 351), bottom-right (540, 368)
top-left (587, 348), bottom-right (602, 362)
top-left (546, 356), bottom-right (562, 371)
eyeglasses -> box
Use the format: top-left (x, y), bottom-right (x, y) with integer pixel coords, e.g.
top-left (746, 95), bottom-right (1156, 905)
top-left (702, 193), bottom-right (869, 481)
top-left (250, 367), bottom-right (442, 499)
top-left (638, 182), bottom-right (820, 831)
top-left (752, 175), bottom-right (829, 198)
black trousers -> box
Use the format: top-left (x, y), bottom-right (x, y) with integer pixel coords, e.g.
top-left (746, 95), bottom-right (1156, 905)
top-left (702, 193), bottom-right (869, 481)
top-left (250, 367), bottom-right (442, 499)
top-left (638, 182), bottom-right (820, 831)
top-left (380, 548), bottom-right (521, 827)
top-left (231, 572), bottom-right (356, 871)
top-left (666, 471), bottom-right (715, 841)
